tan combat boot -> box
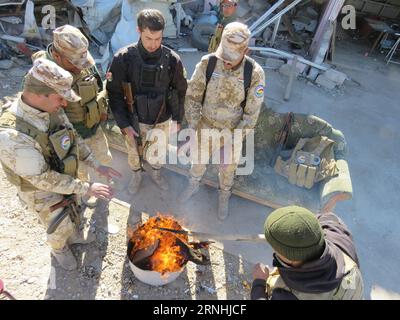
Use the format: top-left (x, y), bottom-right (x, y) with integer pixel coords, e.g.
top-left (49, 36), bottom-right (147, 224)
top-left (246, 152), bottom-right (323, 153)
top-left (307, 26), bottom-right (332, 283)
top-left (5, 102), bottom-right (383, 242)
top-left (128, 170), bottom-right (143, 195)
top-left (179, 177), bottom-right (200, 203)
top-left (51, 245), bottom-right (78, 271)
top-left (68, 228), bottom-right (96, 245)
top-left (148, 168), bottom-right (168, 191)
top-left (217, 190), bottom-right (231, 221)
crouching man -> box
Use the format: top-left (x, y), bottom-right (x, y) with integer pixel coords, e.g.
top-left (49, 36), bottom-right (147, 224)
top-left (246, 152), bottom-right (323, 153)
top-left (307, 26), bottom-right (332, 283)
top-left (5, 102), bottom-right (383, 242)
top-left (0, 58), bottom-right (121, 270)
top-left (251, 206), bottom-right (364, 300)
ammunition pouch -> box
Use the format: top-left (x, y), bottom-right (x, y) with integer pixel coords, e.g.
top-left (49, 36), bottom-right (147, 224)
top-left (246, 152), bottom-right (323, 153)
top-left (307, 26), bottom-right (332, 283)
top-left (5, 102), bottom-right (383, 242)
top-left (274, 136), bottom-right (339, 189)
top-left (68, 74), bottom-right (107, 132)
top-left (84, 100), bottom-right (101, 129)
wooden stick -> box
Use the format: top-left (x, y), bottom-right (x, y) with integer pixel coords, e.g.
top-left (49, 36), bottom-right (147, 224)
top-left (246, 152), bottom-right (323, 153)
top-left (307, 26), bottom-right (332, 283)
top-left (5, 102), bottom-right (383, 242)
top-left (108, 142), bottom-right (283, 209)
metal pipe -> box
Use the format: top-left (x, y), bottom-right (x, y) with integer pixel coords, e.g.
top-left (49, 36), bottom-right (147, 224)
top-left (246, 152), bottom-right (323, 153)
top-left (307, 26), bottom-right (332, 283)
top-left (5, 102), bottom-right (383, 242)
top-left (270, 16), bottom-right (281, 46)
top-left (249, 0), bottom-right (285, 32)
top-left (252, 0), bottom-right (303, 37)
top-left (249, 47), bottom-right (329, 71)
top-left (175, 2), bottom-right (183, 38)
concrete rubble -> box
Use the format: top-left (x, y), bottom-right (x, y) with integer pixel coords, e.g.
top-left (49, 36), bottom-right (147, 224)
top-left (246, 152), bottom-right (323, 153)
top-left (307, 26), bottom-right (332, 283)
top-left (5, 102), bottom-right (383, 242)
top-left (0, 0), bottom-right (353, 90)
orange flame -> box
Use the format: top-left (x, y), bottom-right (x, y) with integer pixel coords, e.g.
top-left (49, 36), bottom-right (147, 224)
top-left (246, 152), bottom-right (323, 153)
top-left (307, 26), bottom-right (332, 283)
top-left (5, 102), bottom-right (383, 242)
top-left (129, 214), bottom-right (189, 274)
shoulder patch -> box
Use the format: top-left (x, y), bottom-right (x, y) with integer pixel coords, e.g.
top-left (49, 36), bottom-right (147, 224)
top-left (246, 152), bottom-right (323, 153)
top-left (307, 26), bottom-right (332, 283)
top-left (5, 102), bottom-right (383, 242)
top-left (255, 85), bottom-right (264, 98)
top-left (61, 135), bottom-right (71, 150)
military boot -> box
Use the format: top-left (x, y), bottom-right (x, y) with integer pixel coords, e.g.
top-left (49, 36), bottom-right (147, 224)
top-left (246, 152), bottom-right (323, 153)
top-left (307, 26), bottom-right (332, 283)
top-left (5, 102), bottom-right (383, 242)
top-left (217, 190), bottom-right (231, 221)
top-left (128, 170), bottom-right (143, 195)
top-left (51, 245), bottom-right (78, 271)
top-left (68, 228), bottom-right (96, 245)
top-left (148, 168), bottom-right (168, 191)
top-left (179, 178), bottom-right (200, 203)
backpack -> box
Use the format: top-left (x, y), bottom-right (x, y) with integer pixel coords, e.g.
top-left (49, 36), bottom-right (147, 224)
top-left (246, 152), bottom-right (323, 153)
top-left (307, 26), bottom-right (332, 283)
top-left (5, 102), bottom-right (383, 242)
top-left (201, 54), bottom-right (254, 109)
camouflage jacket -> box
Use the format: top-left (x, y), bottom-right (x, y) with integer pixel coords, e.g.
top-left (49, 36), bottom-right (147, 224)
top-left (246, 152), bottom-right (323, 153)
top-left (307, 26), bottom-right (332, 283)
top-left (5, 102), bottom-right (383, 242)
top-left (0, 96), bottom-right (99, 201)
top-left (185, 54), bottom-right (265, 131)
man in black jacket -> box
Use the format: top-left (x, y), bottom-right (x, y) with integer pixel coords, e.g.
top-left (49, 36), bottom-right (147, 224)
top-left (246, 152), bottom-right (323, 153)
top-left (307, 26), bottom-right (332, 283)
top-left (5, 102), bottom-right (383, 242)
top-left (251, 206), bottom-right (364, 300)
top-left (106, 9), bottom-right (187, 194)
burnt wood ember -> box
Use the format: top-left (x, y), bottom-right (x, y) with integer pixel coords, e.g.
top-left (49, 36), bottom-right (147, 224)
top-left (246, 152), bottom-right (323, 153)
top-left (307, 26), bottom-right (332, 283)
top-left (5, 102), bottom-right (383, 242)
top-left (131, 239), bottom-right (160, 265)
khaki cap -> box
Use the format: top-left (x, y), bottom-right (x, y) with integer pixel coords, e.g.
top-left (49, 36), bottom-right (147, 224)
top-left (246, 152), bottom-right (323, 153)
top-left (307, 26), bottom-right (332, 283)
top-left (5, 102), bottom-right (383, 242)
top-left (24, 58), bottom-right (81, 102)
top-left (53, 24), bottom-right (95, 69)
top-left (215, 22), bottom-right (250, 63)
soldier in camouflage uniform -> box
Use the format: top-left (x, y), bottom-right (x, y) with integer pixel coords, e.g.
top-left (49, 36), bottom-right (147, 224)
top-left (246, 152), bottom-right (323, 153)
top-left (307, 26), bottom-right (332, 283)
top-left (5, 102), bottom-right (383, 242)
top-left (181, 22), bottom-right (265, 220)
top-left (0, 59), bottom-right (120, 270)
top-left (208, 0), bottom-right (240, 53)
top-left (32, 25), bottom-right (112, 208)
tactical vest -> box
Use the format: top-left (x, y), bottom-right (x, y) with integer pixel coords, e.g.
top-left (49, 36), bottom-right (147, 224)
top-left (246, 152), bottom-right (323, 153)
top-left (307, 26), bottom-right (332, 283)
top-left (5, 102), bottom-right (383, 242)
top-left (32, 47), bottom-right (108, 139)
top-left (266, 251), bottom-right (364, 300)
top-left (274, 135), bottom-right (339, 189)
top-left (131, 45), bottom-right (174, 125)
top-left (0, 111), bottom-right (79, 192)
top-left (66, 69), bottom-right (108, 139)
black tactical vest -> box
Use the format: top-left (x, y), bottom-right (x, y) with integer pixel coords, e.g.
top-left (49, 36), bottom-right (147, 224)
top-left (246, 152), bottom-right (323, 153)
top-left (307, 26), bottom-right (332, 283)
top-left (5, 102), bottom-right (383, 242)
top-left (130, 45), bottom-right (173, 125)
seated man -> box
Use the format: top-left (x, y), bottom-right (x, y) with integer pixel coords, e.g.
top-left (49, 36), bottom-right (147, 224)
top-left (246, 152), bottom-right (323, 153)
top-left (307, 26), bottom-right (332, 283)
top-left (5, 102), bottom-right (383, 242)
top-left (251, 206), bottom-right (364, 300)
top-left (0, 58), bottom-right (120, 270)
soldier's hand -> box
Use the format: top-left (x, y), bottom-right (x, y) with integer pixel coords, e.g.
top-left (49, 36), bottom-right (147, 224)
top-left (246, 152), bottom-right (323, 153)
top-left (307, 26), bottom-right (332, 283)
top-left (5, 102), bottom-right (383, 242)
top-left (86, 183), bottom-right (114, 201)
top-left (122, 126), bottom-right (139, 139)
top-left (252, 263), bottom-right (270, 280)
top-left (96, 166), bottom-right (122, 181)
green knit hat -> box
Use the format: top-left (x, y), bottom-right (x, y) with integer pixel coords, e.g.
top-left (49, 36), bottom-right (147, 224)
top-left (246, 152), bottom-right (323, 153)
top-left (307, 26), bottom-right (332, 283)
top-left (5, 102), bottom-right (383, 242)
top-left (264, 206), bottom-right (325, 262)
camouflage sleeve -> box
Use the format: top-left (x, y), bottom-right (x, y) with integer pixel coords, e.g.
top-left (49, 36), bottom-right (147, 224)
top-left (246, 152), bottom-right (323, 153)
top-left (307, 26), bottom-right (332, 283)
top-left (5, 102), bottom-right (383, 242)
top-left (236, 63), bottom-right (265, 131)
top-left (76, 135), bottom-right (100, 169)
top-left (184, 56), bottom-right (208, 129)
top-left (0, 129), bottom-right (90, 195)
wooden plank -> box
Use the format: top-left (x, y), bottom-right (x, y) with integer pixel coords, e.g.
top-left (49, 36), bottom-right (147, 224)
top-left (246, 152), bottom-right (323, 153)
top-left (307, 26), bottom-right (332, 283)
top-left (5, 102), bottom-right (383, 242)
top-left (108, 141), bottom-right (284, 210)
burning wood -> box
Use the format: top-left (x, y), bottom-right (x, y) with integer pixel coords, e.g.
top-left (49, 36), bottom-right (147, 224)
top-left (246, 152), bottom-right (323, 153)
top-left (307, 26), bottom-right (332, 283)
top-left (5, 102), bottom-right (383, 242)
top-left (127, 214), bottom-right (209, 275)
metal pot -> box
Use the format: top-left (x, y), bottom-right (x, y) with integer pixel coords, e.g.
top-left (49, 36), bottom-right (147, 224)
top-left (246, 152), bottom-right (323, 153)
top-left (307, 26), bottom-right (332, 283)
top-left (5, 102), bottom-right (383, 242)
top-left (128, 260), bottom-right (185, 286)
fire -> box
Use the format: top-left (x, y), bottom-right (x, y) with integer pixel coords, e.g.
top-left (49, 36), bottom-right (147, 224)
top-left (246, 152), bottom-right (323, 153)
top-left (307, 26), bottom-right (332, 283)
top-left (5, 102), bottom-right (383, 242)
top-left (129, 214), bottom-right (189, 274)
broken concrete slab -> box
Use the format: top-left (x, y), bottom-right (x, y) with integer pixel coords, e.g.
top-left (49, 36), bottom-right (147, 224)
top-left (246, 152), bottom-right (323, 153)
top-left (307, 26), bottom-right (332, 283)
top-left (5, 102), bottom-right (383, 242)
top-left (0, 60), bottom-right (14, 70)
top-left (323, 69), bottom-right (348, 85)
top-left (265, 58), bottom-right (285, 70)
top-left (316, 74), bottom-right (337, 90)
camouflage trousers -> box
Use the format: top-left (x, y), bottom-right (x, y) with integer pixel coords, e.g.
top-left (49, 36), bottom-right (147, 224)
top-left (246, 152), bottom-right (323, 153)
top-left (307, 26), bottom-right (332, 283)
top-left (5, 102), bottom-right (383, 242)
top-left (124, 119), bottom-right (170, 171)
top-left (18, 190), bottom-right (77, 250)
top-left (189, 119), bottom-right (242, 191)
top-left (78, 125), bottom-right (112, 182)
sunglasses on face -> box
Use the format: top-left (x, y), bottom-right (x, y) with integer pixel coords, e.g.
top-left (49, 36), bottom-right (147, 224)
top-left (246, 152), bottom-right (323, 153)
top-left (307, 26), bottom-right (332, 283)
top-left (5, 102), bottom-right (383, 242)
top-left (221, 3), bottom-right (237, 8)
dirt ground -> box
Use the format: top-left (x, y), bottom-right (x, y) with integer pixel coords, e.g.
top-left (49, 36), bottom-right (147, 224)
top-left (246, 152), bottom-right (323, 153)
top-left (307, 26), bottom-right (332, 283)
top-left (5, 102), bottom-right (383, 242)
top-left (2, 36), bottom-right (400, 300)
top-left (0, 167), bottom-right (255, 300)
top-left (0, 61), bottom-right (256, 300)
